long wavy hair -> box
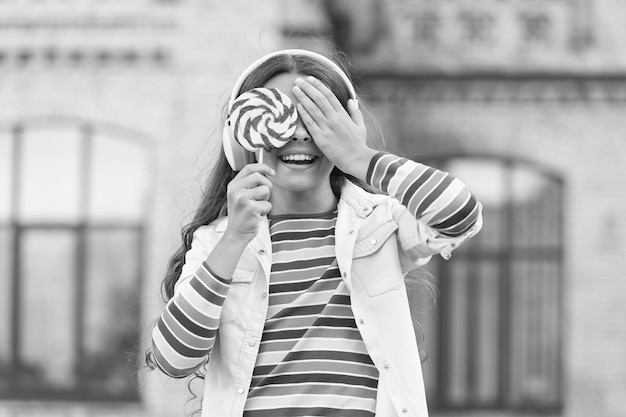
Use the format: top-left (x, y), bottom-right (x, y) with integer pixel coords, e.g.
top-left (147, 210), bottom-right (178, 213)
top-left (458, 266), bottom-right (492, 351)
top-left (145, 50), bottom-right (433, 413)
top-left (144, 51), bottom-right (370, 412)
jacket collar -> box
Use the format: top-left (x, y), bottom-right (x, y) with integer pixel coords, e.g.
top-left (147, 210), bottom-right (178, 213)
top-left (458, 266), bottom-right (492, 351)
top-left (338, 180), bottom-right (387, 216)
top-left (213, 180), bottom-right (384, 233)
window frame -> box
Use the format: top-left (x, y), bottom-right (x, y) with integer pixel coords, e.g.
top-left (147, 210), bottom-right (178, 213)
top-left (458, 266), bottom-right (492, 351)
top-left (419, 154), bottom-right (565, 413)
top-left (0, 118), bottom-right (153, 402)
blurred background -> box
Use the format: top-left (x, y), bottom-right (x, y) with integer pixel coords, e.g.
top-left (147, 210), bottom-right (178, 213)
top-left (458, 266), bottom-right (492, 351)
top-left (1, 0), bottom-right (625, 416)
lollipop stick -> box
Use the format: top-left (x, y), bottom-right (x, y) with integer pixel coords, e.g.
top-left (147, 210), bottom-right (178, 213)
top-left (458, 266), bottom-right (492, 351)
top-left (258, 148), bottom-right (269, 220)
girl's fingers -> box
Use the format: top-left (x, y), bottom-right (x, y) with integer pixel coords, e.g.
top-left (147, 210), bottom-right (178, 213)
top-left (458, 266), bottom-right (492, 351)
top-left (229, 185), bottom-right (272, 216)
top-left (255, 201), bottom-right (272, 217)
top-left (296, 103), bottom-right (322, 136)
top-left (237, 172), bottom-right (273, 190)
top-left (294, 78), bottom-right (336, 117)
top-left (246, 184), bottom-right (271, 201)
top-left (303, 76), bottom-right (345, 113)
top-left (231, 166), bottom-right (273, 189)
top-left (235, 163), bottom-right (274, 181)
top-left (348, 99), bottom-right (365, 130)
top-left (293, 85), bottom-right (327, 128)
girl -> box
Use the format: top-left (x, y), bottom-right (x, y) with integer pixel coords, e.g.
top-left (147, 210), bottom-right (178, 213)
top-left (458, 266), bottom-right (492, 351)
top-left (149, 49), bottom-right (482, 417)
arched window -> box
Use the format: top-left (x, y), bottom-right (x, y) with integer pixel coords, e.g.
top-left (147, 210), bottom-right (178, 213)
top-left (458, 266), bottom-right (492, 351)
top-left (415, 156), bottom-right (564, 412)
top-left (0, 119), bottom-right (152, 401)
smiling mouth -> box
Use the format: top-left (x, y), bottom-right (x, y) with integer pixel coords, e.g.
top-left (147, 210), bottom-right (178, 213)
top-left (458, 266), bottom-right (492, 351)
top-left (279, 154), bottom-right (319, 165)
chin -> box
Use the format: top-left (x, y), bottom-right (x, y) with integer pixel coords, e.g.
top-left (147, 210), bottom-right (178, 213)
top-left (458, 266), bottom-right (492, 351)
top-left (281, 179), bottom-right (326, 194)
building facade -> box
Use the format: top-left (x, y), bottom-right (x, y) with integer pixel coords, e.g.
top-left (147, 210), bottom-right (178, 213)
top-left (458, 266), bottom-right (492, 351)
top-left (1, 1), bottom-right (625, 416)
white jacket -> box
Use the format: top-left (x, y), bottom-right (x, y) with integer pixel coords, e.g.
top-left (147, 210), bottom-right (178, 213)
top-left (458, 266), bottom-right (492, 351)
top-left (174, 180), bottom-right (482, 417)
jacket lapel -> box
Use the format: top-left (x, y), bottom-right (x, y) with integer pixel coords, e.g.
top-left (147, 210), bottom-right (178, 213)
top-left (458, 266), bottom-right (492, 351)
top-left (335, 182), bottom-right (383, 291)
top-left (248, 216), bottom-right (272, 285)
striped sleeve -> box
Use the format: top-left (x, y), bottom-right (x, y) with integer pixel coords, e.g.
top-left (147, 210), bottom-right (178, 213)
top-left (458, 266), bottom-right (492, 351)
top-left (366, 152), bottom-right (480, 237)
top-left (150, 261), bottom-right (231, 378)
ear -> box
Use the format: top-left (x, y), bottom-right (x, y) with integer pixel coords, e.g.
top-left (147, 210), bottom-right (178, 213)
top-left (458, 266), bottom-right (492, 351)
top-left (222, 125), bottom-right (255, 171)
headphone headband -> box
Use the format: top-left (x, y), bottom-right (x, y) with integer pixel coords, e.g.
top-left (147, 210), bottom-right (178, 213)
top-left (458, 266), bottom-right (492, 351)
top-left (229, 49), bottom-right (357, 104)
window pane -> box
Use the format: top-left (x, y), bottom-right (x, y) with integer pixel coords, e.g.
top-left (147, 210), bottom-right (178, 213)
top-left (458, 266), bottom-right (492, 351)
top-left (444, 261), bottom-right (501, 406)
top-left (18, 128), bottom-right (82, 222)
top-left (0, 131), bottom-right (12, 221)
top-left (20, 230), bottom-right (76, 390)
top-left (510, 260), bottom-right (561, 406)
top-left (90, 134), bottom-right (150, 222)
top-left (445, 261), bottom-right (470, 405)
top-left (474, 262), bottom-right (500, 403)
top-left (0, 228), bottom-right (12, 367)
top-left (82, 228), bottom-right (141, 399)
top-left (541, 261), bottom-right (562, 406)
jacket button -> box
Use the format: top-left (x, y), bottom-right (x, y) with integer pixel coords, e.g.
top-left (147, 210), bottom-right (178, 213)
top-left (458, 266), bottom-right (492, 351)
top-left (249, 340), bottom-right (256, 347)
top-left (258, 249), bottom-right (266, 255)
top-left (237, 388), bottom-right (244, 394)
top-left (370, 238), bottom-right (377, 245)
top-left (401, 407), bottom-right (408, 413)
top-left (382, 362), bottom-right (390, 370)
top-left (261, 292), bottom-right (267, 299)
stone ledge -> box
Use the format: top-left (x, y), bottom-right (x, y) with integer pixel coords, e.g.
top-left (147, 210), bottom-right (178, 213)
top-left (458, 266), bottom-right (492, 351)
top-left (0, 48), bottom-right (171, 68)
top-left (361, 76), bottom-right (626, 104)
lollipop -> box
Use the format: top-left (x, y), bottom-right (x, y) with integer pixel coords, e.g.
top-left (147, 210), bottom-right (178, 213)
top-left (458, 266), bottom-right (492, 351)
top-left (227, 87), bottom-right (298, 162)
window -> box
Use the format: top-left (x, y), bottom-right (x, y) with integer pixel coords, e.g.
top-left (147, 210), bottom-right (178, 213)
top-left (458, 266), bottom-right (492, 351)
top-left (414, 156), bottom-right (563, 412)
top-left (0, 120), bottom-right (152, 401)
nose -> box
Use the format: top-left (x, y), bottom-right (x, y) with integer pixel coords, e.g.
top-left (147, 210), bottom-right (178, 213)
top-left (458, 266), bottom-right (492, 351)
top-left (290, 117), bottom-right (311, 143)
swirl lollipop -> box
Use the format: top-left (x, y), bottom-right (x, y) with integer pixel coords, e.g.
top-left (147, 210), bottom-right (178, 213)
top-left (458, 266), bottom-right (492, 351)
top-left (227, 87), bottom-right (298, 163)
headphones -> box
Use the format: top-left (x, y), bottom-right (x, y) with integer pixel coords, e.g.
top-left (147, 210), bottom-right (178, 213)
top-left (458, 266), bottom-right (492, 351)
top-left (222, 49), bottom-right (358, 171)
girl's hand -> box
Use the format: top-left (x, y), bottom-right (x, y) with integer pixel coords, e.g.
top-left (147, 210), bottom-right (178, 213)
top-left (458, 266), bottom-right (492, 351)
top-left (225, 163), bottom-right (273, 242)
top-left (292, 76), bottom-right (377, 179)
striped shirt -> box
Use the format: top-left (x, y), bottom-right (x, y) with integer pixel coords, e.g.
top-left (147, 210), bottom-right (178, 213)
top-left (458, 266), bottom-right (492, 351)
top-left (150, 152), bottom-right (481, 408)
top-left (243, 210), bottom-right (377, 417)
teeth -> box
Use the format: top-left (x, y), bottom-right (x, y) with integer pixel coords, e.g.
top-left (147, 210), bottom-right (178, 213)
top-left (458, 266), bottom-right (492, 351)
top-left (281, 154), bottom-right (315, 162)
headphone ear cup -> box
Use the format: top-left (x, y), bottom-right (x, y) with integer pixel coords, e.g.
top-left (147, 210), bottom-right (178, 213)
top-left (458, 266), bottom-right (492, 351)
top-left (222, 125), bottom-right (255, 171)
